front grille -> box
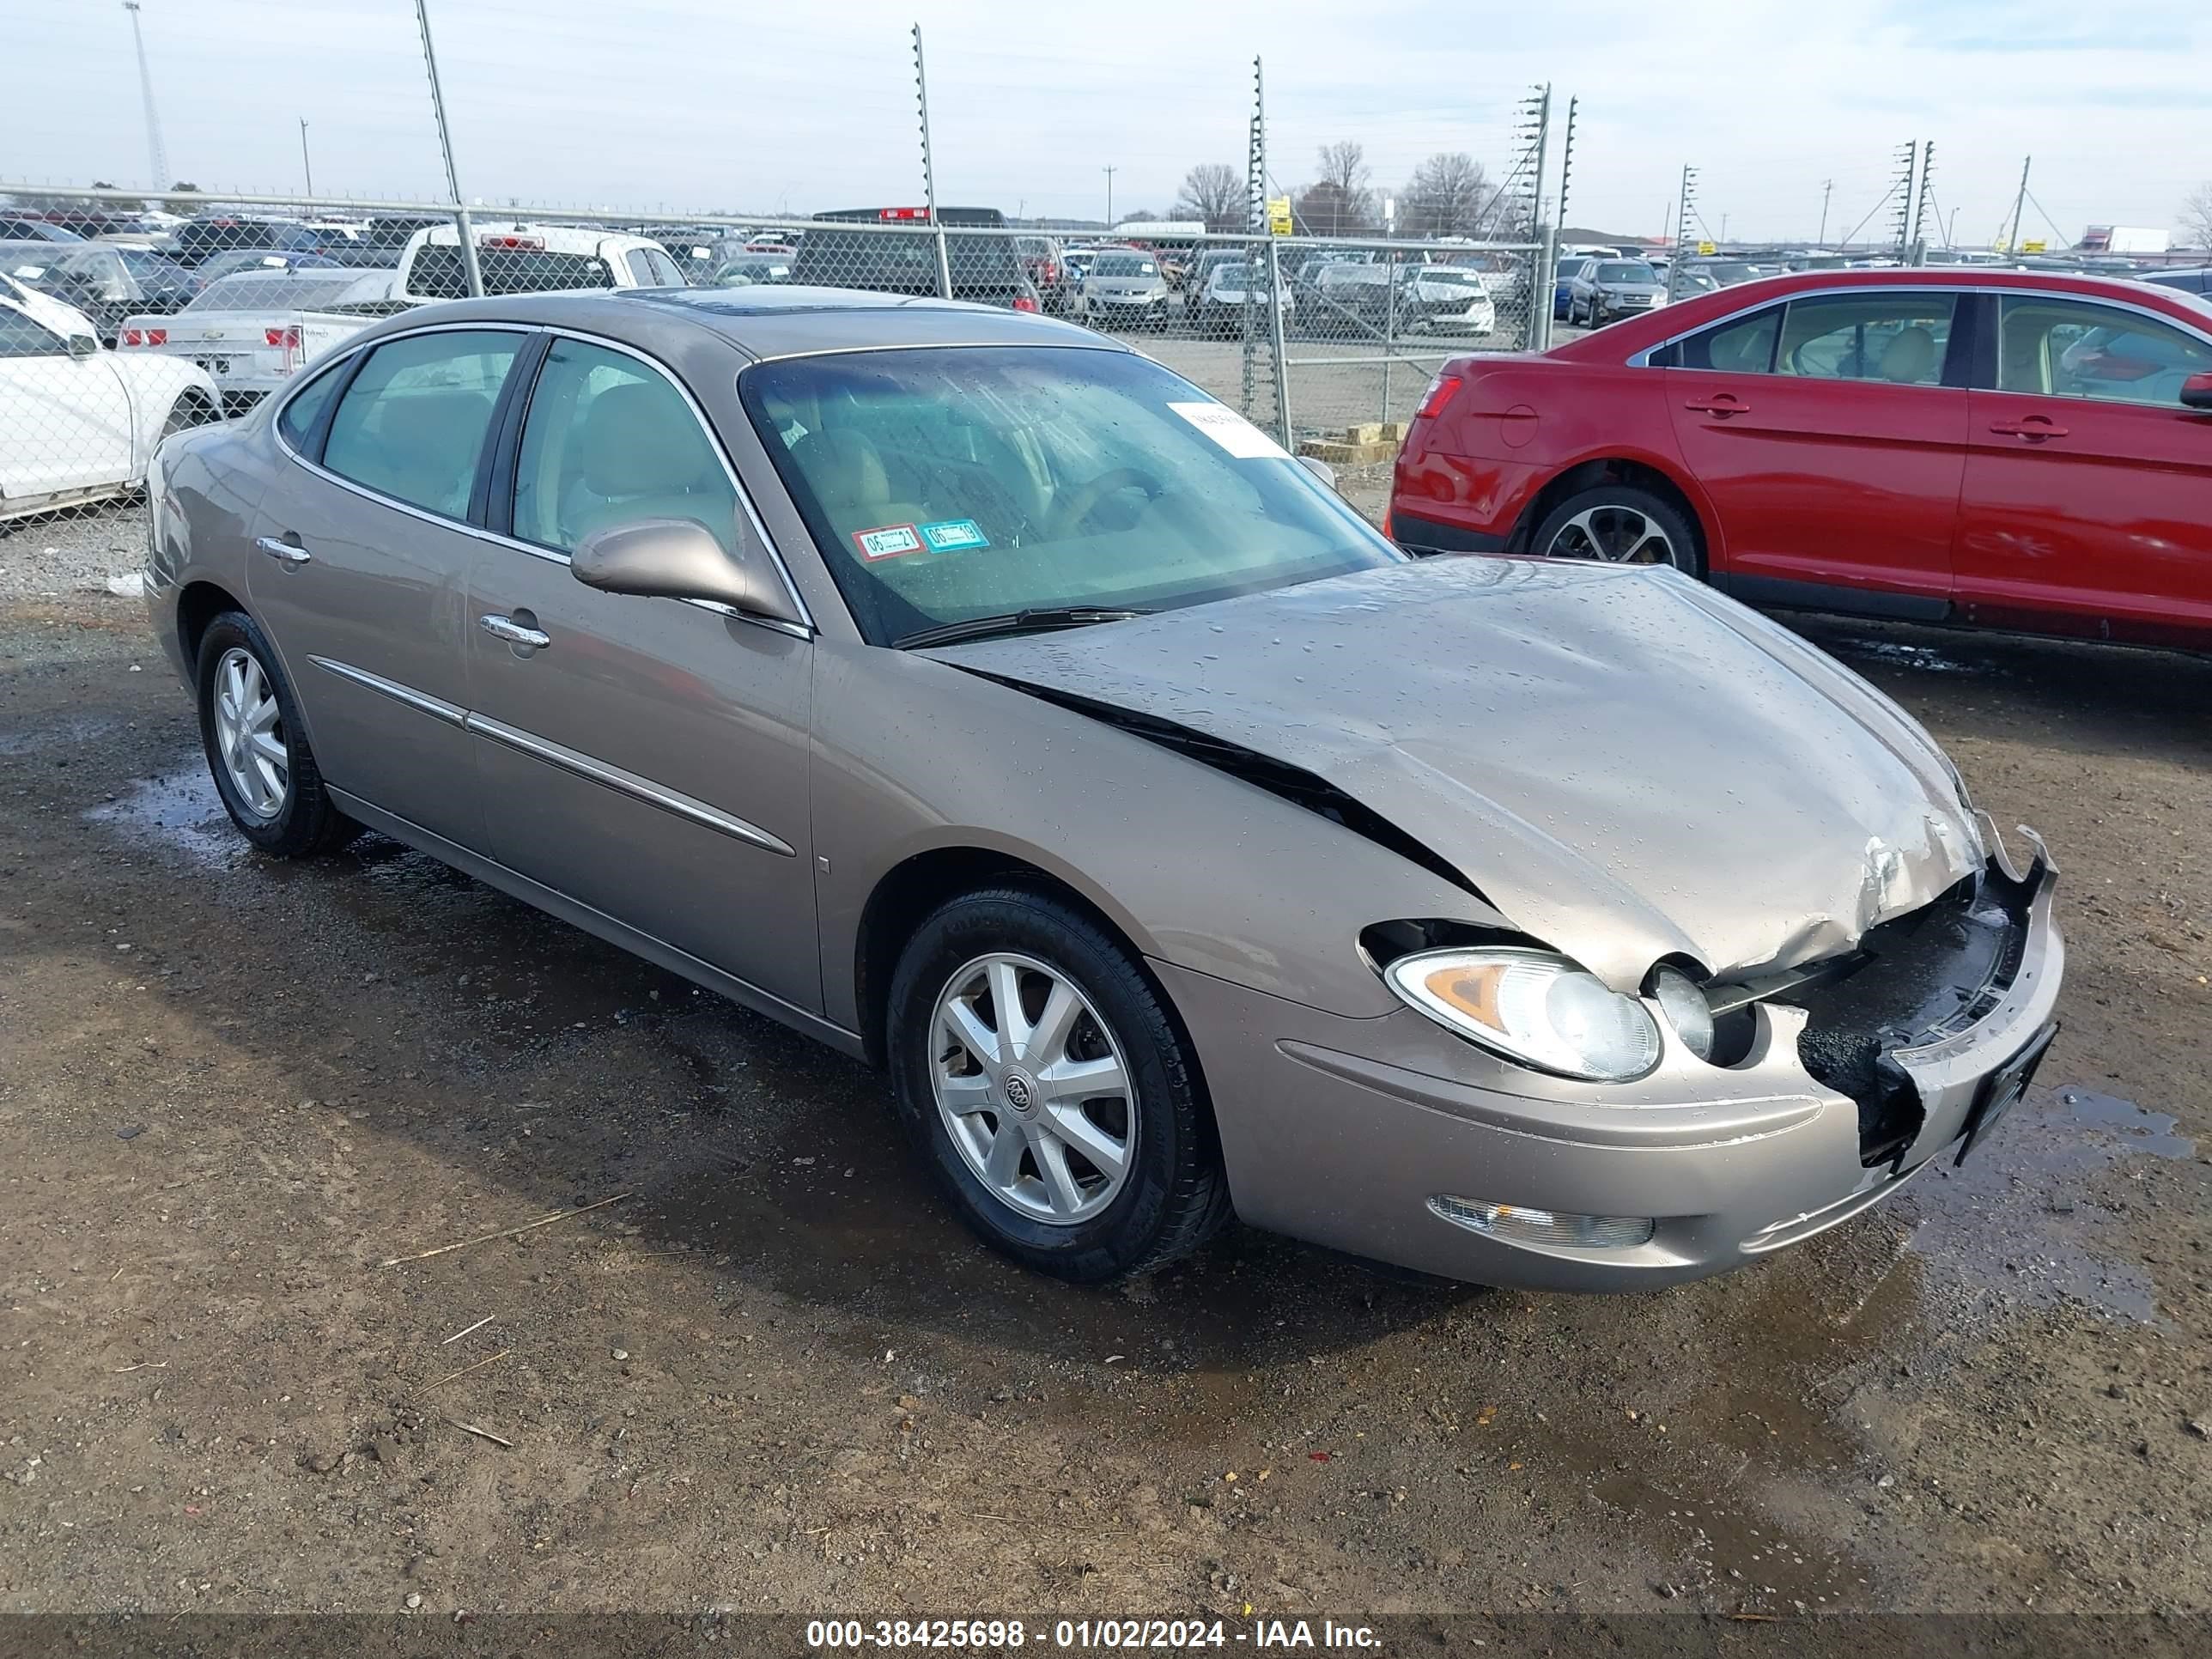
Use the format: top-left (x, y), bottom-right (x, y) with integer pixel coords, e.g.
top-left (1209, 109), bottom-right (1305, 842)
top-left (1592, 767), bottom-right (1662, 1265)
top-left (1766, 862), bottom-right (2033, 1166)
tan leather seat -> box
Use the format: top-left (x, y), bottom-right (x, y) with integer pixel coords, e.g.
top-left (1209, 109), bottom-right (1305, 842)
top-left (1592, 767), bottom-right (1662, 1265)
top-left (1878, 326), bottom-right (1938, 385)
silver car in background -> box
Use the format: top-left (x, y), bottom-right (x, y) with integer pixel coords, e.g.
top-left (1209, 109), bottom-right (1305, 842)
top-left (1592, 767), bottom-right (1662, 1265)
top-left (144, 287), bottom-right (2062, 1293)
top-left (1078, 250), bottom-right (1170, 331)
top-left (1568, 258), bottom-right (1670, 326)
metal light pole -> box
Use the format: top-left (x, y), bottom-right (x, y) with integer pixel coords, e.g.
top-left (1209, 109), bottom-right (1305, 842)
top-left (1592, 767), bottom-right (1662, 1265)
top-left (411, 0), bottom-right (483, 296)
top-left (1817, 179), bottom-right (1832, 247)
top-left (1103, 167), bottom-right (1117, 230)
top-left (121, 3), bottom-right (169, 193)
top-left (298, 118), bottom-right (313, 196)
top-left (912, 24), bottom-right (951, 299)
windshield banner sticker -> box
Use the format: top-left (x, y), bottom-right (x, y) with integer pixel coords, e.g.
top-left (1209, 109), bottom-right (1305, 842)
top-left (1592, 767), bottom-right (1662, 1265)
top-left (853, 523), bottom-right (924, 561)
top-left (919, 519), bottom-right (990, 552)
top-left (1167, 400), bottom-right (1291, 460)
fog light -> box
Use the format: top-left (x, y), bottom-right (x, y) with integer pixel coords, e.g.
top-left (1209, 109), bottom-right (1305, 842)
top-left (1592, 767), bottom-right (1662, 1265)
top-left (1429, 1195), bottom-right (1656, 1249)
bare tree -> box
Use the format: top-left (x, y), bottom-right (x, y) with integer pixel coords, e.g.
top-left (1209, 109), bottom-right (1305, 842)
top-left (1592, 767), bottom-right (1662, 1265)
top-left (1300, 142), bottom-right (1377, 236)
top-left (1174, 162), bottom-right (1245, 232)
top-left (2184, 183), bottom-right (2212, 251)
top-left (1401, 152), bottom-right (1490, 238)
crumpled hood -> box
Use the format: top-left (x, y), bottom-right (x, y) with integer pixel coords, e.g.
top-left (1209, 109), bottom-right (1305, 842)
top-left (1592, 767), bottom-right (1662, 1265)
top-left (927, 557), bottom-right (1986, 990)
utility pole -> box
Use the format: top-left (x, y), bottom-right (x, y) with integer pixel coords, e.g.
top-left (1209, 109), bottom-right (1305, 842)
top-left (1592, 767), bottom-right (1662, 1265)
top-left (120, 3), bottom-right (169, 193)
top-left (1554, 95), bottom-right (1579, 233)
top-left (1817, 179), bottom-right (1832, 247)
top-left (410, 0), bottom-right (481, 296)
top-left (1667, 166), bottom-right (1697, 300)
top-left (2005, 155), bottom-right (2031, 253)
top-left (1719, 211), bottom-right (1729, 245)
top-left (1102, 166), bottom-right (1116, 229)
top-left (298, 118), bottom-right (313, 196)
top-left (911, 24), bottom-right (951, 300)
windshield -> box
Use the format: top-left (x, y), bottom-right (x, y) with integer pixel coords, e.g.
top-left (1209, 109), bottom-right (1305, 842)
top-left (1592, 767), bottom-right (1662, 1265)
top-left (742, 346), bottom-right (1401, 646)
top-left (1595, 262), bottom-right (1657, 283)
top-left (185, 271), bottom-right (368, 312)
top-left (0, 241), bottom-right (64, 281)
top-left (1093, 255), bottom-right (1158, 277)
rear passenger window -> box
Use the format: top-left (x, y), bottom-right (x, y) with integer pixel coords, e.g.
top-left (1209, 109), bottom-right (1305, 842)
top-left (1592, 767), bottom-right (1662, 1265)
top-left (511, 338), bottom-right (736, 554)
top-left (1775, 293), bottom-right (1957, 386)
top-left (1674, 306), bottom-right (1781, 373)
top-left (276, 358), bottom-right (348, 452)
top-left (321, 331), bottom-right (523, 519)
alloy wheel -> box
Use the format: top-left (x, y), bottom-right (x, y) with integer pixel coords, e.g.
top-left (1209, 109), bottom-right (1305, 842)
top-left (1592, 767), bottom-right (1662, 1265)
top-left (930, 951), bottom-right (1134, 1224)
top-left (1544, 504), bottom-right (1680, 567)
top-left (211, 647), bottom-right (289, 819)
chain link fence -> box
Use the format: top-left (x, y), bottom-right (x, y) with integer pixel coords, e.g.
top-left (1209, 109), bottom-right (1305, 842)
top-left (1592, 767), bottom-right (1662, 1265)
top-left (0, 185), bottom-right (1547, 532)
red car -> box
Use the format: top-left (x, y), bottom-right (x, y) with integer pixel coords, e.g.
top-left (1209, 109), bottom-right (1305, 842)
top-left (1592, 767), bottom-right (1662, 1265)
top-left (1389, 268), bottom-right (2212, 649)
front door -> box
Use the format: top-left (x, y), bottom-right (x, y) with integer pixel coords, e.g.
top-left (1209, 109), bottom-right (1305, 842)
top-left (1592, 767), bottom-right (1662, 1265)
top-left (464, 334), bottom-right (820, 1014)
top-left (248, 326), bottom-right (532, 849)
top-left (1954, 292), bottom-right (2212, 648)
top-left (0, 300), bottom-right (134, 498)
top-left (1665, 289), bottom-right (1969, 613)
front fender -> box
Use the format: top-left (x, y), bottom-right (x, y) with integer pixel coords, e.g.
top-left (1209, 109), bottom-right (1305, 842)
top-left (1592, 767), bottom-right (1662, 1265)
top-left (808, 641), bottom-right (1502, 1033)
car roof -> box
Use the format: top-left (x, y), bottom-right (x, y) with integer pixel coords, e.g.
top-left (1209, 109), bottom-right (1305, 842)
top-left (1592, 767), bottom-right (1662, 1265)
top-left (333, 284), bottom-right (1115, 362)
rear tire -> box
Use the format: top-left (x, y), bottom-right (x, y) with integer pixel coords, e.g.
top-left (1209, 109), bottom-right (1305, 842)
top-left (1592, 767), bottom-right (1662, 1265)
top-left (886, 887), bottom-right (1231, 1284)
top-left (195, 610), bottom-right (361, 857)
top-left (1527, 483), bottom-right (1705, 577)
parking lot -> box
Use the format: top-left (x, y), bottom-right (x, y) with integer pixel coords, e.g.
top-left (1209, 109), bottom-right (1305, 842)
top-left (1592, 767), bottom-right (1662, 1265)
top-left (3, 504), bottom-right (2208, 1625)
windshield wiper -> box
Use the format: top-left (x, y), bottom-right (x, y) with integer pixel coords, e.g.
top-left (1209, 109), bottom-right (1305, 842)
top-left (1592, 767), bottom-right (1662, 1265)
top-left (893, 608), bottom-right (1150, 650)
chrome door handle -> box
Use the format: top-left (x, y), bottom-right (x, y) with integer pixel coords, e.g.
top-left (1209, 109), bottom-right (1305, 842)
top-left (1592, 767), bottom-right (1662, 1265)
top-left (477, 613), bottom-right (551, 650)
top-left (254, 536), bottom-right (311, 564)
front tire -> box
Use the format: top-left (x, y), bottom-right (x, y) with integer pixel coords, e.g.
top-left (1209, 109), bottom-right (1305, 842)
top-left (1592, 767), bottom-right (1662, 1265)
top-left (195, 610), bottom-right (359, 857)
top-left (886, 887), bottom-right (1230, 1283)
top-left (1527, 483), bottom-right (1705, 576)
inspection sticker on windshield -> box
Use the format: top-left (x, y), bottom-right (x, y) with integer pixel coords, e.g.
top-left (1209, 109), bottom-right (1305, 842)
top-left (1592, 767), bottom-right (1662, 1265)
top-left (1168, 400), bottom-right (1291, 460)
top-left (853, 523), bottom-right (923, 561)
top-left (919, 519), bottom-right (990, 552)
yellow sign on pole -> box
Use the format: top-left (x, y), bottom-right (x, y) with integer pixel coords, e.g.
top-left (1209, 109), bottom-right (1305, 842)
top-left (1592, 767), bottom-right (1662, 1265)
top-left (1697, 240), bottom-right (1717, 256)
top-left (2021, 238), bottom-right (2046, 253)
top-left (1266, 196), bottom-right (1293, 236)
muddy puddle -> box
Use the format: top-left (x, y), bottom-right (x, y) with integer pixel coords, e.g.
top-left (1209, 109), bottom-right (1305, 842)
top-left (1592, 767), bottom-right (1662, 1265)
top-left (83, 763), bottom-right (245, 867)
top-left (1903, 1082), bottom-right (2195, 1323)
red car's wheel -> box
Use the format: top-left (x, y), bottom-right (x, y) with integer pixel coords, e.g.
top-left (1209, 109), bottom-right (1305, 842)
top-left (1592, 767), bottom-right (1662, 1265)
top-left (1528, 484), bottom-right (1705, 578)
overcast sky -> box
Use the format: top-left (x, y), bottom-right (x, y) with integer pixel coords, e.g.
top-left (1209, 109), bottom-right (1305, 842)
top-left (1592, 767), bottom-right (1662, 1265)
top-left (7, 0), bottom-right (2208, 245)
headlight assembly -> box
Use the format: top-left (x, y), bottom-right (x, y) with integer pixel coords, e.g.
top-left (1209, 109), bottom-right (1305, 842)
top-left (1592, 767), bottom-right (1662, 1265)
top-left (1382, 946), bottom-right (1662, 1082)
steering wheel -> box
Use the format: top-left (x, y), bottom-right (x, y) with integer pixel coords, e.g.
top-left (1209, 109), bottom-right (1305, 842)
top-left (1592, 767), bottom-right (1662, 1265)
top-left (1043, 467), bottom-right (1163, 539)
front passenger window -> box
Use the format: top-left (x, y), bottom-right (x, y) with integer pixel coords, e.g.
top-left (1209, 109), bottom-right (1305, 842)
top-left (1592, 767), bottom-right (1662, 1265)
top-left (512, 338), bottom-right (737, 554)
top-left (321, 330), bottom-right (524, 519)
top-left (1996, 295), bottom-right (2212, 407)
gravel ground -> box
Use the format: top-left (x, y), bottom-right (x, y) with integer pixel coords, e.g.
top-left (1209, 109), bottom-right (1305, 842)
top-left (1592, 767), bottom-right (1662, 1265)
top-left (2, 501), bottom-right (2209, 1631)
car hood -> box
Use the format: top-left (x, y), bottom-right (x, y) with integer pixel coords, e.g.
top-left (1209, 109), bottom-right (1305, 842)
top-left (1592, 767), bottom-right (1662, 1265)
top-left (925, 558), bottom-right (1985, 991)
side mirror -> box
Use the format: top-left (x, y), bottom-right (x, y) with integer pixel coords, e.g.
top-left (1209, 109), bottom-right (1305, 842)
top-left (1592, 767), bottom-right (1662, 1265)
top-left (67, 332), bottom-right (99, 360)
top-left (571, 517), bottom-right (805, 628)
top-left (2182, 371), bottom-right (2212, 411)
top-left (1297, 453), bottom-right (1340, 492)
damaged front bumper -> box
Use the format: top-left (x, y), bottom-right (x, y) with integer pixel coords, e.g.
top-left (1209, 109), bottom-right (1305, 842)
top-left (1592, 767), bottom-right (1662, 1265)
top-left (1160, 818), bottom-right (2062, 1291)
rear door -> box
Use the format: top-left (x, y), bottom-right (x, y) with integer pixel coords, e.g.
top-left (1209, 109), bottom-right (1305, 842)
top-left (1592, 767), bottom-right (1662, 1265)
top-left (464, 332), bottom-right (820, 1013)
top-left (1664, 289), bottom-right (1968, 614)
top-left (248, 325), bottom-right (533, 849)
top-left (1954, 292), bottom-right (2212, 647)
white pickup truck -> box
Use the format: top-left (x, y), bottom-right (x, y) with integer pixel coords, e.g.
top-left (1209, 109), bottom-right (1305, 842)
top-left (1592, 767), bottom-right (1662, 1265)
top-left (118, 221), bottom-right (686, 412)
top-left (122, 268), bottom-right (412, 414)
